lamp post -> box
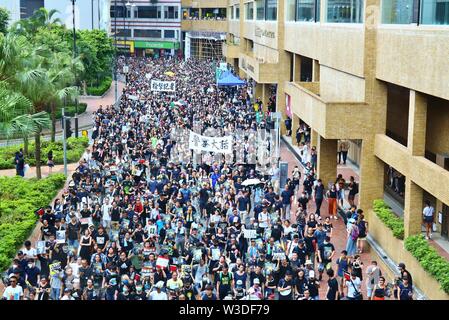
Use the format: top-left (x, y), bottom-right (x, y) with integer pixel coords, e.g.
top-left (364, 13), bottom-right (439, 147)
top-left (71, 0), bottom-right (79, 137)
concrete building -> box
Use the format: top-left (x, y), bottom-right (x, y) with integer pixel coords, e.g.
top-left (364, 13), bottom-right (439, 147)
top-left (0, 0), bottom-right (110, 31)
top-left (110, 0), bottom-right (182, 57)
top-left (181, 0), bottom-right (228, 60)
top-left (217, 0), bottom-right (449, 299)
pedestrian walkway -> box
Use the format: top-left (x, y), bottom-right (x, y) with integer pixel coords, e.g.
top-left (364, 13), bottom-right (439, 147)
top-left (280, 141), bottom-right (369, 299)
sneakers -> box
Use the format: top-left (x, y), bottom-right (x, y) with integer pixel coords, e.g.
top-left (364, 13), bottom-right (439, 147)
top-left (425, 236), bottom-right (429, 240)
top-left (334, 216), bottom-right (338, 220)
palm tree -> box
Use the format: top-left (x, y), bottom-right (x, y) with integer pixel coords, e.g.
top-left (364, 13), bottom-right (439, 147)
top-left (10, 8), bottom-right (62, 37)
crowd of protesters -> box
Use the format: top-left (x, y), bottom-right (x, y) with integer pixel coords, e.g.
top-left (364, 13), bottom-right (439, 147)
top-left (2, 56), bottom-right (414, 301)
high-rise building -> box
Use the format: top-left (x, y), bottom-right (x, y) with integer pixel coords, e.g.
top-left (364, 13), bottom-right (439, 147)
top-left (110, 0), bottom-right (182, 57)
top-left (0, 0), bottom-right (110, 31)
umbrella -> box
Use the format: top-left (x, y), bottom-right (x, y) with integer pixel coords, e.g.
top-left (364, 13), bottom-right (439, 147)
top-left (164, 71), bottom-right (175, 77)
top-left (241, 178), bottom-right (262, 186)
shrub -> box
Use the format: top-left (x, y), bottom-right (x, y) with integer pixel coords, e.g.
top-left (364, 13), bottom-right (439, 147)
top-left (54, 103), bottom-right (88, 119)
top-left (405, 235), bottom-right (449, 294)
top-left (373, 199), bottom-right (404, 240)
top-left (0, 174), bottom-right (66, 271)
top-left (0, 137), bottom-right (87, 169)
top-left (86, 77), bottom-right (112, 96)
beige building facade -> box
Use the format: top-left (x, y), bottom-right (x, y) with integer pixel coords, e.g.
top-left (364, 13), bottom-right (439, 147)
top-left (181, 0), bottom-right (449, 299)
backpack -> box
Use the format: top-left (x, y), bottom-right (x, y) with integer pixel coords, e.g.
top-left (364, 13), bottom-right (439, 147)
top-left (351, 225), bottom-right (359, 241)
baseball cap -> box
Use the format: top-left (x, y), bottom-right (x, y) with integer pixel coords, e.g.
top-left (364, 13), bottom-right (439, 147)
top-left (398, 262), bottom-right (406, 269)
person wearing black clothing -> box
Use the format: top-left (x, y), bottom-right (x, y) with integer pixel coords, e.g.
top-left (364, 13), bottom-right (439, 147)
top-left (36, 278), bottom-right (51, 300)
top-left (271, 220), bottom-right (283, 242)
top-left (398, 262), bottom-right (413, 287)
top-left (277, 272), bottom-right (293, 300)
top-left (78, 259), bottom-right (93, 290)
top-left (326, 269), bottom-right (339, 300)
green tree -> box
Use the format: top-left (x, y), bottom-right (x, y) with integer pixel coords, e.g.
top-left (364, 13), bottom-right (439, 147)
top-left (0, 7), bottom-right (9, 34)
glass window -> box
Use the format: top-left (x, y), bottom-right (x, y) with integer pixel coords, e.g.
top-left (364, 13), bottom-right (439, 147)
top-left (286, 0), bottom-right (296, 21)
top-left (230, 6), bottom-right (234, 20)
top-left (421, 0), bottom-right (449, 25)
top-left (236, 5), bottom-right (240, 19)
top-left (164, 30), bottom-right (175, 38)
top-left (137, 6), bottom-right (161, 19)
top-left (297, 0), bottom-right (320, 22)
top-left (111, 5), bottom-right (126, 18)
top-left (382, 0), bottom-right (418, 24)
top-left (246, 2), bottom-right (254, 20)
top-left (327, 0), bottom-right (364, 23)
top-left (134, 29), bottom-right (162, 38)
top-left (256, 0), bottom-right (265, 20)
top-left (164, 6), bottom-right (178, 19)
top-left (115, 29), bottom-right (131, 37)
top-left (266, 0), bottom-right (278, 20)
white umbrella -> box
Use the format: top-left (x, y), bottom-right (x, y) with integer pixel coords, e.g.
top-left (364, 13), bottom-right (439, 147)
top-left (242, 178), bottom-right (262, 186)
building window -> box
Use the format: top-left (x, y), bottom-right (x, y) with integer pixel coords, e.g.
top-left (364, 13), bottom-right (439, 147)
top-left (164, 6), bottom-right (179, 19)
top-left (111, 5), bottom-right (126, 18)
top-left (266, 0), bottom-right (278, 20)
top-left (230, 6), bottom-right (234, 20)
top-left (382, 0), bottom-right (418, 24)
top-left (136, 6), bottom-right (162, 19)
top-left (421, 0), bottom-right (449, 25)
top-left (236, 5), bottom-right (240, 19)
top-left (298, 0), bottom-right (320, 22)
top-left (256, 0), bottom-right (265, 20)
top-left (326, 0), bottom-right (364, 23)
top-left (164, 30), bottom-right (175, 38)
top-left (246, 2), bottom-right (254, 20)
top-left (134, 29), bottom-right (162, 38)
top-left (115, 29), bottom-right (131, 37)
top-left (286, 0), bottom-right (297, 21)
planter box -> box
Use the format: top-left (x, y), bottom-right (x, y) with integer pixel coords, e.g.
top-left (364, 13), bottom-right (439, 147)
top-left (368, 210), bottom-right (449, 299)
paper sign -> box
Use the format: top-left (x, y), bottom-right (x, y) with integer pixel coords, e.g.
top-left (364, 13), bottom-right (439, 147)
top-left (244, 229), bottom-right (257, 239)
top-left (211, 248), bottom-right (221, 261)
top-left (156, 256), bottom-right (169, 269)
top-left (80, 217), bottom-right (92, 225)
top-left (272, 252), bottom-right (286, 260)
top-left (49, 262), bottom-right (61, 276)
top-left (147, 225), bottom-right (157, 236)
top-left (56, 230), bottom-right (66, 244)
top-left (37, 241), bottom-right (46, 254)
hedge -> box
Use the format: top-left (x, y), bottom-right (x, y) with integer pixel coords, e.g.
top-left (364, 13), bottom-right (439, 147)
top-left (0, 173), bottom-right (66, 271)
top-left (373, 199), bottom-right (405, 240)
top-left (54, 103), bottom-right (88, 119)
top-left (86, 76), bottom-right (112, 96)
top-left (0, 136), bottom-right (89, 170)
top-left (404, 235), bottom-right (449, 294)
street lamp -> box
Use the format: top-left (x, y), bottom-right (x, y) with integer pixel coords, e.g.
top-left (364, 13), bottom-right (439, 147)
top-left (71, 0), bottom-right (79, 137)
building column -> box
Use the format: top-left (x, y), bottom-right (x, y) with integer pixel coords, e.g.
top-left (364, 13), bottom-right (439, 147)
top-left (317, 136), bottom-right (337, 187)
top-left (291, 114), bottom-right (300, 142)
top-left (358, 137), bottom-right (385, 210)
top-left (312, 60), bottom-right (320, 82)
top-left (404, 179), bottom-right (423, 237)
top-left (310, 129), bottom-right (318, 148)
top-left (255, 82), bottom-right (263, 106)
top-left (407, 90), bottom-right (427, 156)
top-left (293, 54), bottom-right (301, 82)
top-left (262, 84), bottom-right (271, 109)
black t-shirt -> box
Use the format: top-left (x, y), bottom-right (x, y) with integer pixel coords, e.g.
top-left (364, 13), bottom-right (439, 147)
top-left (95, 232), bottom-right (110, 249)
top-left (118, 259), bottom-right (132, 275)
top-left (327, 278), bottom-right (339, 300)
top-left (319, 243), bottom-right (335, 263)
top-left (67, 222), bottom-right (81, 241)
top-left (111, 207), bottom-right (121, 222)
top-left (271, 224), bottom-right (282, 241)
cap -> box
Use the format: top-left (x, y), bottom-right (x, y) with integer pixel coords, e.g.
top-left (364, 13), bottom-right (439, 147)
top-left (398, 262), bottom-right (406, 269)
top-left (64, 288), bottom-right (72, 293)
top-left (253, 278), bottom-right (260, 284)
top-left (17, 251), bottom-right (23, 255)
top-left (155, 281), bottom-right (165, 289)
top-left (305, 260), bottom-right (313, 265)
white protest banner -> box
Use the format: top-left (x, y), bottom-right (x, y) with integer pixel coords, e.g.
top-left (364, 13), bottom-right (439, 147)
top-left (188, 130), bottom-right (233, 154)
top-left (211, 248), bottom-right (221, 261)
top-left (128, 94), bottom-right (139, 101)
top-left (156, 256), bottom-right (169, 269)
top-left (37, 241), bottom-right (46, 254)
top-left (151, 80), bottom-right (176, 92)
top-left (244, 229), bottom-right (257, 239)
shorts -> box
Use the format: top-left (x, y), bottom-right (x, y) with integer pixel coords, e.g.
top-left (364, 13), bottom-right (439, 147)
top-left (348, 194), bottom-right (355, 201)
top-left (424, 216), bottom-right (433, 223)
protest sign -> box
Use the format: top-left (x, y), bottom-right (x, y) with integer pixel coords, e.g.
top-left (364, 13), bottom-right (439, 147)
top-left (56, 230), bottom-right (66, 244)
top-left (188, 130), bottom-right (233, 154)
top-left (49, 261), bottom-right (61, 276)
top-left (244, 229), bottom-right (257, 239)
top-left (151, 80), bottom-right (176, 92)
top-left (156, 256), bottom-right (169, 269)
top-left (37, 241), bottom-right (46, 254)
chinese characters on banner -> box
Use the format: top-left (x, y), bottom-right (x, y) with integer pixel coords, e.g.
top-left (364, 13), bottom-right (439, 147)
top-left (150, 80), bottom-right (176, 92)
top-left (188, 130), bottom-right (233, 154)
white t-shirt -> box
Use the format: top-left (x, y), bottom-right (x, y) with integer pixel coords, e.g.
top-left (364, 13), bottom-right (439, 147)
top-left (423, 206), bottom-right (435, 217)
top-left (102, 204), bottom-right (112, 221)
top-left (3, 285), bottom-right (23, 300)
top-left (258, 212), bottom-right (269, 228)
top-left (346, 277), bottom-right (362, 298)
top-left (22, 247), bottom-right (37, 259)
top-left (149, 290), bottom-right (168, 300)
